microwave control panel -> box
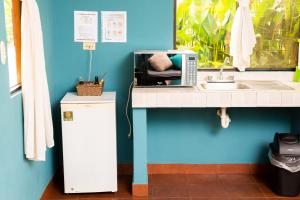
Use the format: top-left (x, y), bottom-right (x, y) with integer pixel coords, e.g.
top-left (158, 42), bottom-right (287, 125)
top-left (184, 54), bottom-right (198, 86)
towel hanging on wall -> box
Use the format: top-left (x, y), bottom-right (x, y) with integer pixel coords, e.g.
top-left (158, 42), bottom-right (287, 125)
top-left (21, 0), bottom-right (54, 161)
top-left (230, 0), bottom-right (256, 71)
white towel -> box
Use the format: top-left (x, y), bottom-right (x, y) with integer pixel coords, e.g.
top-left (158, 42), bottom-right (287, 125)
top-left (230, 0), bottom-right (256, 71)
top-left (22, 0), bottom-right (54, 161)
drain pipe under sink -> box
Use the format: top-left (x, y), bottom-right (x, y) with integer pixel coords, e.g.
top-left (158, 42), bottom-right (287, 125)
top-left (217, 108), bottom-right (231, 128)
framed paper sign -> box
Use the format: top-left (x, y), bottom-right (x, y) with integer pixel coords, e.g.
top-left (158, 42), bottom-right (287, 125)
top-left (101, 11), bottom-right (127, 43)
top-left (74, 11), bottom-right (98, 43)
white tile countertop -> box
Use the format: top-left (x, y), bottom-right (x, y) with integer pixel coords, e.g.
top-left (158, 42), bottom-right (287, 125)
top-left (132, 81), bottom-right (300, 108)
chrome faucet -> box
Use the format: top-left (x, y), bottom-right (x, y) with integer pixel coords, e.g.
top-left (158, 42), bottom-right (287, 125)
top-left (207, 57), bottom-right (234, 83)
top-left (219, 67), bottom-right (224, 80)
top-left (219, 57), bottom-right (231, 80)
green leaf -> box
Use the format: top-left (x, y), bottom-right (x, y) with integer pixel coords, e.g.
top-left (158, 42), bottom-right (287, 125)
top-left (202, 13), bottom-right (218, 36)
top-left (222, 10), bottom-right (231, 27)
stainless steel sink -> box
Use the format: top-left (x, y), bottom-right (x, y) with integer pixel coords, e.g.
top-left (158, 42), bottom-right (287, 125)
top-left (201, 82), bottom-right (251, 90)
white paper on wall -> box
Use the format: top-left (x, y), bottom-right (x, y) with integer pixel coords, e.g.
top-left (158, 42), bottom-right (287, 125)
top-left (101, 11), bottom-right (127, 43)
top-left (74, 11), bottom-right (98, 43)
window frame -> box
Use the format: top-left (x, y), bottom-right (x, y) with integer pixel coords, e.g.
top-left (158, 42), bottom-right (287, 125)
top-left (5, 0), bottom-right (22, 93)
top-left (173, 0), bottom-right (298, 72)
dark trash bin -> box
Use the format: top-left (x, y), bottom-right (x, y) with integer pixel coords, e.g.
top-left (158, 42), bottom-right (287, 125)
top-left (269, 133), bottom-right (300, 197)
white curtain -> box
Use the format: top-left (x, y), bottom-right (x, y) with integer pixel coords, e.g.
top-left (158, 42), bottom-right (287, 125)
top-left (230, 0), bottom-right (256, 71)
top-left (21, 0), bottom-right (54, 161)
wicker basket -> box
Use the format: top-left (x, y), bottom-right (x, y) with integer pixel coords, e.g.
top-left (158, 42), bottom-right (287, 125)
top-left (76, 81), bottom-right (104, 96)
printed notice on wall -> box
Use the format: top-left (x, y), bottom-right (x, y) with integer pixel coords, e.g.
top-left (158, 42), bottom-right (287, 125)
top-left (74, 11), bottom-right (98, 43)
top-left (101, 11), bottom-right (127, 43)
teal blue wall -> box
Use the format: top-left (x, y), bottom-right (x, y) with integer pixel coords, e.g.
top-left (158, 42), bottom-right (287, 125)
top-left (48, 0), bottom-right (174, 163)
top-left (148, 108), bottom-right (291, 163)
top-left (48, 0), bottom-right (293, 164)
top-left (0, 0), bottom-right (56, 199)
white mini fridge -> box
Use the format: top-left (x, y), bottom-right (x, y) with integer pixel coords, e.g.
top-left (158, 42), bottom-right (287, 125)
top-left (60, 92), bottom-right (117, 193)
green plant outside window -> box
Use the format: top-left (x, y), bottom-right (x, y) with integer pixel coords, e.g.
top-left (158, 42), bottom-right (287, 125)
top-left (176, 0), bottom-right (300, 69)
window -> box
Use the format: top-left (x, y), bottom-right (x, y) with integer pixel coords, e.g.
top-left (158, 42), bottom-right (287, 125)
top-left (176, 0), bottom-right (300, 70)
top-left (4, 0), bottom-right (21, 91)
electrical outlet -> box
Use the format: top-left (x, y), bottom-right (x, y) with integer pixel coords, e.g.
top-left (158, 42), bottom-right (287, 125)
top-left (83, 42), bottom-right (96, 51)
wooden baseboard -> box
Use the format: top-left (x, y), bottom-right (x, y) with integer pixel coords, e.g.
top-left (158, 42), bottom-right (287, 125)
top-left (118, 163), bottom-right (270, 175)
top-left (149, 163), bottom-right (270, 174)
top-left (132, 184), bottom-right (148, 197)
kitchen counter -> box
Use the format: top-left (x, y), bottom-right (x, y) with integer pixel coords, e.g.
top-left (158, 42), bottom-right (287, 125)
top-left (132, 81), bottom-right (300, 108)
top-left (130, 80), bottom-right (300, 197)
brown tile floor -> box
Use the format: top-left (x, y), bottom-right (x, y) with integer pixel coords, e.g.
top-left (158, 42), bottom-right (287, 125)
top-left (42, 174), bottom-right (300, 200)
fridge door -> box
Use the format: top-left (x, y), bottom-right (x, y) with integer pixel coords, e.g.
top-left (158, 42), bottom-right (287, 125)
top-left (61, 102), bottom-right (117, 193)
